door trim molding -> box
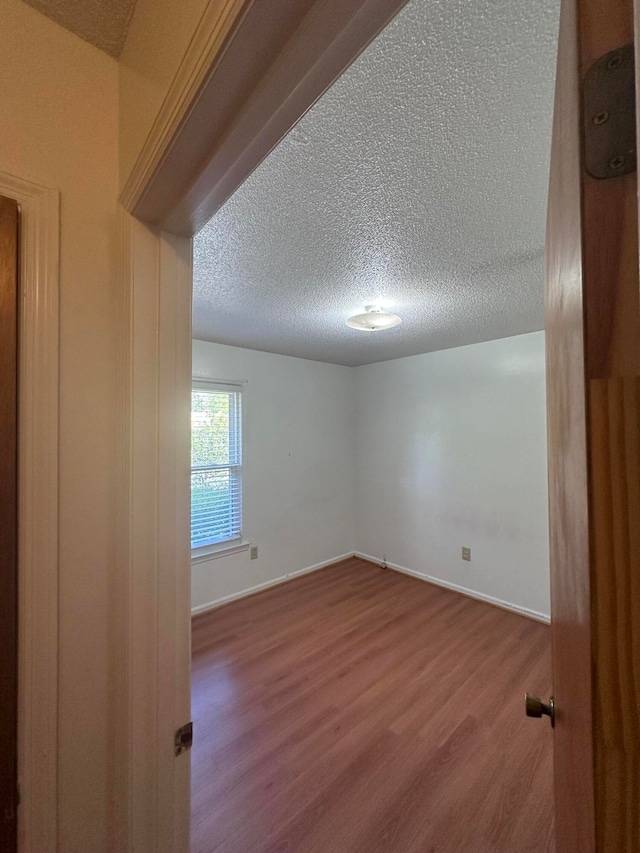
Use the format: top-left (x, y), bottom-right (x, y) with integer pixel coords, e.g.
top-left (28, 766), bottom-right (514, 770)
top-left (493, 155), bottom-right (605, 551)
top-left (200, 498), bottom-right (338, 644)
top-left (119, 0), bottom-right (252, 217)
top-left (114, 210), bottom-right (192, 852)
top-left (119, 0), bottom-right (411, 236)
top-left (0, 171), bottom-right (60, 853)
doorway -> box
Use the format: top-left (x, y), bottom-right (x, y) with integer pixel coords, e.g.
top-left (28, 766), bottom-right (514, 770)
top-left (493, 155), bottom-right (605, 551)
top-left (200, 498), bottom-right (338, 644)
top-left (118, 0), bottom-right (640, 849)
top-left (187, 0), bottom-right (557, 848)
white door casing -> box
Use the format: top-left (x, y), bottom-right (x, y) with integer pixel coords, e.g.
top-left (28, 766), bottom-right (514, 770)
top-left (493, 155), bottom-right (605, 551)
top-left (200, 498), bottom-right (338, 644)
top-left (0, 171), bottom-right (60, 853)
top-left (113, 211), bottom-right (192, 853)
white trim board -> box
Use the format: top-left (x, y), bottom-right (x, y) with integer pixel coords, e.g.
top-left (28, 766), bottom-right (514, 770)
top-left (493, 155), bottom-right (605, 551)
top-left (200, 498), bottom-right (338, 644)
top-left (191, 540), bottom-right (251, 564)
top-left (191, 551), bottom-right (550, 624)
top-left (114, 213), bottom-right (193, 852)
top-left (355, 552), bottom-right (551, 625)
top-left (122, 0), bottom-right (412, 234)
top-left (0, 170), bottom-right (60, 853)
top-left (191, 552), bottom-right (356, 616)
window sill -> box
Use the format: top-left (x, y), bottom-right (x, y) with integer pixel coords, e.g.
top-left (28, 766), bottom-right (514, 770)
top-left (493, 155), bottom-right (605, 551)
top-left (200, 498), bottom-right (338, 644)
top-left (191, 540), bottom-right (251, 564)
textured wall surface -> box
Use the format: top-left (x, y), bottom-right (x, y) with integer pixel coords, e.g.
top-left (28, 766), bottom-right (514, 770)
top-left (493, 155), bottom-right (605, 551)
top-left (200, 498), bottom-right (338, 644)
top-left (194, 0), bottom-right (560, 366)
top-left (354, 331), bottom-right (550, 617)
top-left (21, 0), bottom-right (137, 56)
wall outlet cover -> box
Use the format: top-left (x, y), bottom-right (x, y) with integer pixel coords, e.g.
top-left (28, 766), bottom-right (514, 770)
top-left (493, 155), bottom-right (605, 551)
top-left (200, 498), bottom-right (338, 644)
top-left (462, 547), bottom-right (471, 562)
top-left (250, 546), bottom-right (258, 560)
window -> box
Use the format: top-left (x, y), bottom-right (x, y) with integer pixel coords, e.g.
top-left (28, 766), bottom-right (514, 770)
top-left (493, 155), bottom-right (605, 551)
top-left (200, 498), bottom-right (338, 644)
top-left (191, 381), bottom-right (243, 550)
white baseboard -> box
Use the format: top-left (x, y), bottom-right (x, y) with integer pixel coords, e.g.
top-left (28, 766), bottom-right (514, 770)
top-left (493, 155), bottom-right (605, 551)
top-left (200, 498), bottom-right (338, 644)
top-left (354, 552), bottom-right (550, 624)
top-left (191, 552), bottom-right (356, 616)
top-left (191, 549), bottom-right (551, 625)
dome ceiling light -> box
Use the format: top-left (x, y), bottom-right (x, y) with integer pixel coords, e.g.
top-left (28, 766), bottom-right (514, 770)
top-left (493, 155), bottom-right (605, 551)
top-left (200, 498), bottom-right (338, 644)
top-left (346, 305), bottom-right (402, 332)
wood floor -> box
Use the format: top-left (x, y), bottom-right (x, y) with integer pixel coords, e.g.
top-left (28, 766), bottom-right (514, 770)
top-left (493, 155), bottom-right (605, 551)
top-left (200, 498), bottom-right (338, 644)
top-left (191, 557), bottom-right (554, 852)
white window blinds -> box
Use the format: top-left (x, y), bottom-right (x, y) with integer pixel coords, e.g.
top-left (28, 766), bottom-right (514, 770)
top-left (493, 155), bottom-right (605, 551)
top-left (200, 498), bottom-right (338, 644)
top-left (191, 382), bottom-right (242, 549)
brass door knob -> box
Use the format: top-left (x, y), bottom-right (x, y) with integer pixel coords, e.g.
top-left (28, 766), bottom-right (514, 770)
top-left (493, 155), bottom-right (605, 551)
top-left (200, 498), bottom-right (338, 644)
top-left (525, 693), bottom-right (555, 727)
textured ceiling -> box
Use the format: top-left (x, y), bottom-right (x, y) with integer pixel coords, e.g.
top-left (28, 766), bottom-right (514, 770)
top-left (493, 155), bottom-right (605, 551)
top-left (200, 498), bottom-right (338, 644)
top-left (193, 0), bottom-right (560, 367)
top-left (21, 0), bottom-right (137, 56)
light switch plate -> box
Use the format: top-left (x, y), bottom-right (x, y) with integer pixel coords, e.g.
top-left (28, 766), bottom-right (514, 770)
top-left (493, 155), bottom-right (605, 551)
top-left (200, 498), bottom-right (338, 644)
top-left (250, 546), bottom-right (258, 560)
top-left (462, 547), bottom-right (471, 562)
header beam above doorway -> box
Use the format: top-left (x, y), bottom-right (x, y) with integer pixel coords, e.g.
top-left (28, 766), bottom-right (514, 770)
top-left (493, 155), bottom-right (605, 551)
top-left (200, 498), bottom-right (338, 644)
top-left (121, 0), bottom-right (411, 237)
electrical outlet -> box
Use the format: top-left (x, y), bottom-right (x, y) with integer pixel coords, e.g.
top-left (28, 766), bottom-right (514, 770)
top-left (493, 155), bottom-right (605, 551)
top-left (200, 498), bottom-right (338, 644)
top-left (250, 546), bottom-right (258, 560)
top-left (462, 547), bottom-right (471, 562)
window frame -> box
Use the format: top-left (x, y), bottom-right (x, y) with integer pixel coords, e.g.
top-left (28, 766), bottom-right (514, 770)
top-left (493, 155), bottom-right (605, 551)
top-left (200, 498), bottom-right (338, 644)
top-left (190, 379), bottom-right (248, 560)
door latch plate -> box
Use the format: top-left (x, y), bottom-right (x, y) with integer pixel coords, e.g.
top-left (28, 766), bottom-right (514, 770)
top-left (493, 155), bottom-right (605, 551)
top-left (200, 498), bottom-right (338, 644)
top-left (583, 44), bottom-right (636, 179)
top-left (174, 721), bottom-right (193, 756)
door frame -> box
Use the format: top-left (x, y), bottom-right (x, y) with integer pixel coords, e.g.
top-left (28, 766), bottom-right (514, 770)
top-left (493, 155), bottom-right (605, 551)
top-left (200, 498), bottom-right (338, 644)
top-left (116, 0), bottom-right (413, 849)
top-left (121, 0), bottom-right (414, 235)
top-left (119, 0), bottom-right (640, 847)
top-left (112, 213), bottom-right (193, 852)
top-left (0, 172), bottom-right (60, 853)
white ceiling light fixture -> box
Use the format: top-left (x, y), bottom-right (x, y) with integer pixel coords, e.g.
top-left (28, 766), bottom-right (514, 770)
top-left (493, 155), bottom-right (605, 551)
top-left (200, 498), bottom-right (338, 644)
top-left (346, 304), bottom-right (402, 332)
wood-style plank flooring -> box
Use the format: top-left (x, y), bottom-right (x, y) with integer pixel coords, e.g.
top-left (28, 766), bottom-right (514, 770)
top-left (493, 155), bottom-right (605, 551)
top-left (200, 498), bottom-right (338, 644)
top-left (191, 557), bottom-right (554, 852)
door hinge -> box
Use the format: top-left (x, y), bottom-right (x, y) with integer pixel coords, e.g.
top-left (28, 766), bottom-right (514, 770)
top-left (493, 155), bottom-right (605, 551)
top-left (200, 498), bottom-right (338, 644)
top-left (174, 721), bottom-right (193, 756)
top-left (583, 44), bottom-right (636, 179)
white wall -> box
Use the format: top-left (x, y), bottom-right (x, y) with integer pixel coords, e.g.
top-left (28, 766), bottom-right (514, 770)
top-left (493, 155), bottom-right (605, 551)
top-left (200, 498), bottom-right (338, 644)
top-left (192, 333), bottom-right (549, 620)
top-left (0, 2), bottom-right (119, 849)
top-left (191, 341), bottom-right (356, 609)
top-left (354, 331), bottom-right (550, 618)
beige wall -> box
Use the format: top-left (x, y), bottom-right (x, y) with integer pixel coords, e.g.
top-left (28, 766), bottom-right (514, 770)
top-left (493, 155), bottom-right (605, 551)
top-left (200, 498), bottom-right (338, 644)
top-left (0, 2), bottom-right (118, 850)
top-left (0, 0), bottom-right (208, 846)
top-left (118, 0), bottom-right (209, 190)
